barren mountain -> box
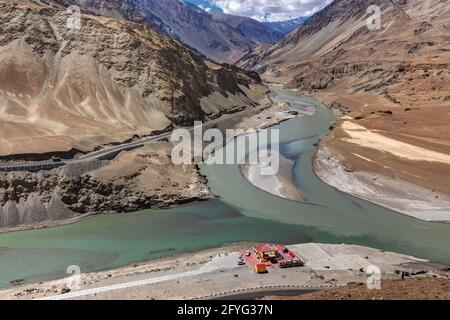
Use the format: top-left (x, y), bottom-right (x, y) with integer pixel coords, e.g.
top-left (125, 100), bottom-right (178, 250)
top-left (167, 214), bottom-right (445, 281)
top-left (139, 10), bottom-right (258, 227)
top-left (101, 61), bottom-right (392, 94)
top-left (0, 0), bottom-right (267, 157)
top-left (241, 0), bottom-right (450, 202)
top-left (212, 13), bottom-right (281, 46)
top-left (39, 0), bottom-right (273, 63)
top-left (263, 17), bottom-right (308, 35)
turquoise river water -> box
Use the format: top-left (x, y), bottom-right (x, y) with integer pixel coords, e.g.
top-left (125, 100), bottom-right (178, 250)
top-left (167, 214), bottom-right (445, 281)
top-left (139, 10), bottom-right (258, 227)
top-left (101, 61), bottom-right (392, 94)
top-left (0, 86), bottom-right (449, 288)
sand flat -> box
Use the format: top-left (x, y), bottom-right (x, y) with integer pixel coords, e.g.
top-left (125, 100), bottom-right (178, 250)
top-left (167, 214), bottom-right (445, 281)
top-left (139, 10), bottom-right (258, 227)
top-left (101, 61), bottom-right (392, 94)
top-left (341, 121), bottom-right (450, 164)
top-left (314, 147), bottom-right (450, 222)
top-left (240, 152), bottom-right (305, 203)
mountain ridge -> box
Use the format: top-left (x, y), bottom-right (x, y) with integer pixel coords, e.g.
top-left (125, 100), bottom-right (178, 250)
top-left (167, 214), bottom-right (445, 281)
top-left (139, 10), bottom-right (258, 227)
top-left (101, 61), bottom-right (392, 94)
top-left (0, 0), bottom-right (268, 157)
top-left (263, 17), bottom-right (309, 35)
top-left (212, 13), bottom-right (282, 46)
top-left (38, 0), bottom-right (286, 63)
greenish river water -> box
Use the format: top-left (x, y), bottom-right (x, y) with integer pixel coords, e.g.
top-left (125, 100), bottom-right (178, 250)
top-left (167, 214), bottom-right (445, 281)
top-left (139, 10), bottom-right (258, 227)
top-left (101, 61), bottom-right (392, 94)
top-left (0, 87), bottom-right (449, 288)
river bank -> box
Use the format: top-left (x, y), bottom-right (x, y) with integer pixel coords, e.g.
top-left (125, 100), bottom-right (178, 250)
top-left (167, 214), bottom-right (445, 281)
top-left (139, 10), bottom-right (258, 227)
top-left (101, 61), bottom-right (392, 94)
top-left (240, 153), bottom-right (305, 203)
top-left (238, 88), bottom-right (450, 221)
top-left (0, 97), bottom-right (297, 234)
top-left (1, 242), bottom-right (447, 300)
top-left (1, 86), bottom-right (450, 295)
top-left (0, 142), bottom-right (213, 234)
top-left (310, 92), bottom-right (450, 223)
top-left (236, 101), bottom-right (305, 202)
top-left (314, 146), bottom-right (450, 223)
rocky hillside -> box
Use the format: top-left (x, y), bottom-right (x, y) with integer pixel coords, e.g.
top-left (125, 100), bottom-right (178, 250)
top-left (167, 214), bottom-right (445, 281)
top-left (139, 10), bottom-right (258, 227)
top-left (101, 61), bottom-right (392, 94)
top-left (241, 0), bottom-right (450, 101)
top-left (263, 17), bottom-right (308, 35)
top-left (0, 142), bottom-right (212, 230)
top-left (0, 0), bottom-right (267, 157)
top-left (240, 0), bottom-right (450, 198)
top-left (212, 13), bottom-right (281, 46)
top-left (39, 0), bottom-right (277, 63)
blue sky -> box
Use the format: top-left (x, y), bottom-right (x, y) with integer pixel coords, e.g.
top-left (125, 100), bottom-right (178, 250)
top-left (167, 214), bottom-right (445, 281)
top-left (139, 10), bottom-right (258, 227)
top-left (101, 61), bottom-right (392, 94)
top-left (184, 0), bottom-right (332, 22)
top-left (185, 0), bottom-right (223, 13)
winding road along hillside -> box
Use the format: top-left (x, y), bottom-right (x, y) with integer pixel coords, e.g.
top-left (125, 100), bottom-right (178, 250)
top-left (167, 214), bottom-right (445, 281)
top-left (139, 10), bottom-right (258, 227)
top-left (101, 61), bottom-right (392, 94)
top-left (0, 105), bottom-right (268, 173)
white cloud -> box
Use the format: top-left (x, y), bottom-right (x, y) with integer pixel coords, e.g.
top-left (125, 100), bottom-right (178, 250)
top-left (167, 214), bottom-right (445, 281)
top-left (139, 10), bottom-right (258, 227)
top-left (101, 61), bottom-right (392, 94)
top-left (198, 4), bottom-right (212, 12)
top-left (210, 0), bottom-right (332, 22)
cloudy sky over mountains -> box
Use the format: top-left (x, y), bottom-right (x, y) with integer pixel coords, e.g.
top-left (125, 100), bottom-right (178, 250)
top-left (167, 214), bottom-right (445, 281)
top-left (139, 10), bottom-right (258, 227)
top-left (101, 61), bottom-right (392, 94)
top-left (185, 0), bottom-right (332, 21)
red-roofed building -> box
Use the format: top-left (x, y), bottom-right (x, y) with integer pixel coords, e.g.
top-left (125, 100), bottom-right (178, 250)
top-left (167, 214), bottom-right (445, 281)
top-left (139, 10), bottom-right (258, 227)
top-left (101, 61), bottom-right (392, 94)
top-left (253, 243), bottom-right (279, 263)
top-left (242, 243), bottom-right (305, 273)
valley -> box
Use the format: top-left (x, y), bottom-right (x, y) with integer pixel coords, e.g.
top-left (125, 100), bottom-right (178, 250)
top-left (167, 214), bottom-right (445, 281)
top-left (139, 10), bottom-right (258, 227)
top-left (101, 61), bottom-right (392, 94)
top-left (0, 0), bottom-right (268, 158)
top-left (240, 0), bottom-right (450, 221)
top-left (0, 0), bottom-right (449, 302)
top-left (0, 86), bottom-right (449, 295)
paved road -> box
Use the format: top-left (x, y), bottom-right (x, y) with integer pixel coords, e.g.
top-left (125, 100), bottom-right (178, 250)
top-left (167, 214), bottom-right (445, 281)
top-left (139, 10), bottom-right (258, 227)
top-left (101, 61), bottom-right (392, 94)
top-left (40, 252), bottom-right (243, 300)
top-left (40, 269), bottom-right (203, 300)
top-left (212, 289), bottom-right (315, 300)
top-left (0, 106), bottom-right (266, 173)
